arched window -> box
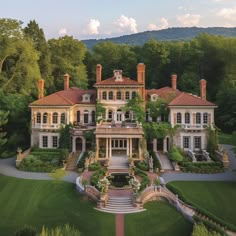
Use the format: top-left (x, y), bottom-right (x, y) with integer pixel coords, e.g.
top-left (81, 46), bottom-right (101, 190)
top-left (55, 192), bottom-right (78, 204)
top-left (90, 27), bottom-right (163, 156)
top-left (203, 113), bottom-right (208, 124)
top-left (185, 112), bottom-right (190, 124)
top-left (116, 91), bottom-right (121, 100)
top-left (196, 113), bottom-right (201, 124)
top-left (61, 113), bottom-right (66, 124)
top-left (108, 110), bottom-right (113, 120)
top-left (43, 113), bottom-right (48, 124)
top-left (52, 112), bottom-right (58, 124)
top-left (102, 91), bottom-right (107, 100)
top-left (36, 113), bottom-right (41, 124)
top-left (108, 91), bottom-right (113, 100)
top-left (84, 110), bottom-right (89, 124)
top-left (125, 91), bottom-right (130, 100)
top-left (132, 91), bottom-right (136, 99)
top-left (92, 111), bottom-right (96, 123)
top-left (177, 113), bottom-right (182, 124)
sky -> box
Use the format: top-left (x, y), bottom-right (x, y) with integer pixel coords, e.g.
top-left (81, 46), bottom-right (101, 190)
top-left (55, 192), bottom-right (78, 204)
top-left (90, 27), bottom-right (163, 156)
top-left (1, 0), bottom-right (236, 40)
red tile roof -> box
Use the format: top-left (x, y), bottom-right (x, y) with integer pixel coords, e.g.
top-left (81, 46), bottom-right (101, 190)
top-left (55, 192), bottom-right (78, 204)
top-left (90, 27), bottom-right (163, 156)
top-left (169, 92), bottom-right (216, 106)
top-left (94, 76), bottom-right (142, 86)
top-left (30, 88), bottom-right (96, 106)
top-left (146, 87), bottom-right (215, 106)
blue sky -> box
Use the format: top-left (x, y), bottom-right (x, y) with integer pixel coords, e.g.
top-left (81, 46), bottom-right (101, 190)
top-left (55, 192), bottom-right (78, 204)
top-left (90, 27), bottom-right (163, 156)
top-left (1, 0), bottom-right (236, 39)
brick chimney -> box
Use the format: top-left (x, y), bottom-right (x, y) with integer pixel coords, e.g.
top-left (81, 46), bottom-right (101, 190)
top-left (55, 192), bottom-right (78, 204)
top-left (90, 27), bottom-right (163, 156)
top-left (96, 64), bottom-right (102, 83)
top-left (38, 79), bottom-right (44, 99)
top-left (171, 74), bottom-right (177, 90)
top-left (64, 73), bottom-right (70, 90)
top-left (200, 79), bottom-right (207, 100)
top-left (137, 63), bottom-right (146, 100)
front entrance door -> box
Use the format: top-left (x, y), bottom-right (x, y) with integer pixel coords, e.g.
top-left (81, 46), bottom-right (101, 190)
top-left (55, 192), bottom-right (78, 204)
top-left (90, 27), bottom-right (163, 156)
top-left (156, 138), bottom-right (164, 151)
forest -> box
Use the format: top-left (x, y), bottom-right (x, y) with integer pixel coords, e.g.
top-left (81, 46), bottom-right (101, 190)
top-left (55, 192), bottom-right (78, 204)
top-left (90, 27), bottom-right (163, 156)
top-left (0, 18), bottom-right (235, 157)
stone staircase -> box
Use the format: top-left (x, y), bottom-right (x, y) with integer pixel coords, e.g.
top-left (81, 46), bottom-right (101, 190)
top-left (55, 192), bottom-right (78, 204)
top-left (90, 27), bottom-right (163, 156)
top-left (99, 196), bottom-right (145, 214)
top-left (66, 152), bottom-right (80, 171)
top-left (109, 155), bottom-right (129, 171)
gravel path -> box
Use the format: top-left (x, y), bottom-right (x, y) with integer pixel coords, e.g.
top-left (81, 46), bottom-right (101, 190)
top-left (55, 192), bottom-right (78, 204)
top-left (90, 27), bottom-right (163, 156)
top-left (161, 144), bottom-right (236, 183)
top-left (0, 157), bottom-right (78, 183)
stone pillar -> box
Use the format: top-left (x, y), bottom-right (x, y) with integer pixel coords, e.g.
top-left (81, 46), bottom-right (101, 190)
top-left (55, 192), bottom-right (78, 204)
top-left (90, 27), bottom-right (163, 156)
top-left (106, 138), bottom-right (108, 158)
top-left (127, 138), bottom-right (129, 156)
top-left (96, 138), bottom-right (99, 159)
top-left (138, 138), bottom-right (141, 159)
top-left (130, 138), bottom-right (133, 157)
top-left (72, 137), bottom-right (76, 152)
top-left (153, 139), bottom-right (157, 152)
top-left (82, 137), bottom-right (86, 152)
top-left (109, 138), bottom-right (112, 158)
top-left (163, 138), bottom-right (167, 153)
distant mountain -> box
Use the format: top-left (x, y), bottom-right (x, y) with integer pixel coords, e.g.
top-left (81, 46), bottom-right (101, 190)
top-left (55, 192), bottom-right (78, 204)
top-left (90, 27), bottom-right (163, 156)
top-left (82, 27), bottom-right (236, 49)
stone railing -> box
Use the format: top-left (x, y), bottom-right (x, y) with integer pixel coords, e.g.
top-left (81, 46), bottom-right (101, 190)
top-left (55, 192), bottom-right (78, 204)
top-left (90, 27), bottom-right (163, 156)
top-left (181, 124), bottom-right (205, 130)
top-left (186, 149), bottom-right (197, 162)
top-left (16, 148), bottom-right (31, 167)
top-left (85, 185), bottom-right (100, 202)
top-left (75, 176), bottom-right (85, 192)
top-left (215, 150), bottom-right (229, 168)
top-left (202, 150), bottom-right (211, 162)
top-left (32, 124), bottom-right (60, 129)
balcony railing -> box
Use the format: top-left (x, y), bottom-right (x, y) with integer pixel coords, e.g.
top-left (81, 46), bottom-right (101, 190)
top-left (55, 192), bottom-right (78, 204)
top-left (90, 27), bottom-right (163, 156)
top-left (32, 124), bottom-right (60, 129)
top-left (181, 124), bottom-right (206, 130)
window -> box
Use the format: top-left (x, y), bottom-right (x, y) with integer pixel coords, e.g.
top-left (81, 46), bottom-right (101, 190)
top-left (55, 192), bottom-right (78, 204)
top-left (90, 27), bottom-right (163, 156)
top-left (132, 91), bottom-right (136, 99)
top-left (43, 113), bottom-right (48, 124)
top-left (84, 110), bottom-right (89, 124)
top-left (194, 136), bottom-right (201, 149)
top-left (52, 136), bottom-right (58, 148)
top-left (36, 113), bottom-right (41, 124)
top-left (177, 113), bottom-right (182, 124)
top-left (125, 111), bottom-right (130, 120)
top-left (125, 91), bottom-right (130, 100)
top-left (108, 91), bottom-right (113, 100)
top-left (102, 91), bottom-right (107, 100)
top-left (42, 136), bottom-right (48, 147)
top-left (196, 113), bottom-right (201, 124)
top-left (183, 136), bottom-right (190, 149)
top-left (145, 111), bottom-right (149, 121)
top-left (77, 111), bottom-right (80, 122)
top-left (61, 113), bottom-right (66, 124)
top-left (116, 91), bottom-right (121, 100)
top-left (92, 111), bottom-right (96, 123)
top-left (185, 112), bottom-right (190, 124)
top-left (52, 112), bottom-right (58, 124)
top-left (203, 113), bottom-right (208, 124)
top-left (108, 110), bottom-right (113, 120)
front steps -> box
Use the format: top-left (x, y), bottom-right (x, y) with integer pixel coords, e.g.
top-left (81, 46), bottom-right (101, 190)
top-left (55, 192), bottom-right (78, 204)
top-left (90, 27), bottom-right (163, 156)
top-left (98, 196), bottom-right (145, 214)
top-left (66, 152), bottom-right (80, 171)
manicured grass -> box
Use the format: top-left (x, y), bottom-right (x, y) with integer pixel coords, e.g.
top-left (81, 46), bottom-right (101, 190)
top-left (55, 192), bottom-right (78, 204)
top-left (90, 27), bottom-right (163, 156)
top-left (219, 132), bottom-right (236, 146)
top-left (168, 181), bottom-right (236, 227)
top-left (125, 201), bottom-right (193, 236)
top-left (0, 175), bottom-right (115, 236)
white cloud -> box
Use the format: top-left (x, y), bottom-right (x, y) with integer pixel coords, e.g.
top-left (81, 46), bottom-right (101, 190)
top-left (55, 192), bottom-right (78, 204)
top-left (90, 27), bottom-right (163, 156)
top-left (86, 19), bottom-right (100, 35)
top-left (176, 14), bottom-right (201, 26)
top-left (148, 17), bottom-right (169, 31)
top-left (217, 7), bottom-right (236, 19)
top-left (58, 28), bottom-right (67, 36)
top-left (115, 15), bottom-right (137, 33)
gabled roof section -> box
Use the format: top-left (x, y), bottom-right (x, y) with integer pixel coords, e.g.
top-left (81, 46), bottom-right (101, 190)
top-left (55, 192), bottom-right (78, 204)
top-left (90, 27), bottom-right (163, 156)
top-left (94, 76), bottom-right (142, 86)
top-left (30, 88), bottom-right (96, 106)
top-left (169, 92), bottom-right (216, 106)
top-left (146, 87), bottom-right (181, 102)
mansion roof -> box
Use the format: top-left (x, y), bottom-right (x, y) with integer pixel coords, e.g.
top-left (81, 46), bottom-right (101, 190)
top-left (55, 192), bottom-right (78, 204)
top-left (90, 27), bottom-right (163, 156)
top-left (94, 76), bottom-right (143, 86)
top-left (30, 88), bottom-right (96, 106)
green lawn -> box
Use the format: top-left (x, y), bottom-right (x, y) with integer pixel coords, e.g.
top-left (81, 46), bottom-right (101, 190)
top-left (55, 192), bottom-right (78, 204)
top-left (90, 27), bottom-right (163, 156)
top-left (168, 181), bottom-right (236, 227)
top-left (125, 201), bottom-right (193, 236)
top-left (0, 175), bottom-right (115, 236)
top-left (219, 132), bottom-right (236, 146)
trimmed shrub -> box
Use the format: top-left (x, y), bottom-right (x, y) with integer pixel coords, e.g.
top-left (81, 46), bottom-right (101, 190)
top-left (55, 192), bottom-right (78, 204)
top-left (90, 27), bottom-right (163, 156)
top-left (140, 175), bottom-right (150, 191)
top-left (88, 162), bottom-right (101, 171)
top-left (136, 161), bottom-right (149, 171)
top-left (14, 225), bottom-right (36, 236)
top-left (169, 147), bottom-right (184, 162)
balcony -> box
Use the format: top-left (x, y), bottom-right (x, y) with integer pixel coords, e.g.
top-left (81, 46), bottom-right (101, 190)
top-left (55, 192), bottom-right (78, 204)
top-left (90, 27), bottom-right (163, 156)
top-left (71, 123), bottom-right (96, 136)
top-left (181, 124), bottom-right (206, 130)
top-left (32, 124), bottom-right (60, 129)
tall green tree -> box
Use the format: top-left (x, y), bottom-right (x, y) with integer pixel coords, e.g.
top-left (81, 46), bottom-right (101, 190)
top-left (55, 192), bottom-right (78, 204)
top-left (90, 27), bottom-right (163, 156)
top-left (0, 110), bottom-right (8, 148)
top-left (48, 36), bottom-right (88, 90)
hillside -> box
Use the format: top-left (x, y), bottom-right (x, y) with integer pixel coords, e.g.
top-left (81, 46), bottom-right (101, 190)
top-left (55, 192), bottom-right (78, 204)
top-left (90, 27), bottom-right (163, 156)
top-left (82, 27), bottom-right (236, 48)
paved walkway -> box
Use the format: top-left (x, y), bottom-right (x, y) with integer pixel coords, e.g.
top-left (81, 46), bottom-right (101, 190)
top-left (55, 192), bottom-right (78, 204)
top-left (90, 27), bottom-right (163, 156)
top-left (116, 214), bottom-right (124, 236)
top-left (155, 151), bottom-right (173, 170)
top-left (0, 157), bottom-right (78, 183)
top-left (162, 145), bottom-right (236, 183)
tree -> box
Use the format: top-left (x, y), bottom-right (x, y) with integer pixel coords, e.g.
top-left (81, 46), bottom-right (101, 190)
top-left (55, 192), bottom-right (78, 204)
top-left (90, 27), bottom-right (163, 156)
top-left (0, 110), bottom-right (9, 148)
top-left (48, 36), bottom-right (88, 90)
top-left (24, 20), bottom-right (53, 92)
top-left (123, 93), bottom-right (145, 123)
top-left (192, 223), bottom-right (221, 236)
top-left (143, 122), bottom-right (171, 140)
top-left (59, 124), bottom-right (72, 150)
top-left (95, 101), bottom-right (105, 121)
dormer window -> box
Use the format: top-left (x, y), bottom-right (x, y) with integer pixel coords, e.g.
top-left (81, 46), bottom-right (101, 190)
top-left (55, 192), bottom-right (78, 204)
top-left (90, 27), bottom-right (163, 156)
top-left (82, 94), bottom-right (91, 102)
top-left (151, 94), bottom-right (158, 101)
top-left (114, 70), bottom-right (123, 81)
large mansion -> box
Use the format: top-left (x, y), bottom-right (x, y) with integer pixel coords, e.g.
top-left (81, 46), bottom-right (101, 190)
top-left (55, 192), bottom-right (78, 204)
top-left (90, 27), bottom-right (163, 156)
top-left (29, 63), bottom-right (216, 160)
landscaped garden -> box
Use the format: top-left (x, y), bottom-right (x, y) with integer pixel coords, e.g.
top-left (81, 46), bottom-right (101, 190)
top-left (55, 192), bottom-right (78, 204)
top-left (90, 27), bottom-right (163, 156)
top-left (125, 201), bottom-right (193, 236)
top-left (0, 175), bottom-right (115, 236)
top-left (167, 181), bottom-right (236, 231)
top-left (18, 148), bottom-right (68, 172)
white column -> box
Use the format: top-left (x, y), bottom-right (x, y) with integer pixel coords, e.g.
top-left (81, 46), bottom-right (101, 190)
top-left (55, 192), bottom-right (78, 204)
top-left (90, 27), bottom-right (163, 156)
top-left (109, 138), bottom-right (112, 158)
top-left (163, 138), bottom-right (167, 153)
top-left (127, 138), bottom-right (129, 156)
top-left (96, 138), bottom-right (99, 159)
top-left (72, 136), bottom-right (76, 152)
top-left (191, 136), bottom-right (194, 151)
top-left (130, 138), bottom-right (133, 157)
top-left (106, 138), bottom-right (108, 158)
top-left (138, 138), bottom-right (141, 159)
top-left (82, 137), bottom-right (86, 152)
top-left (153, 139), bottom-right (157, 152)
